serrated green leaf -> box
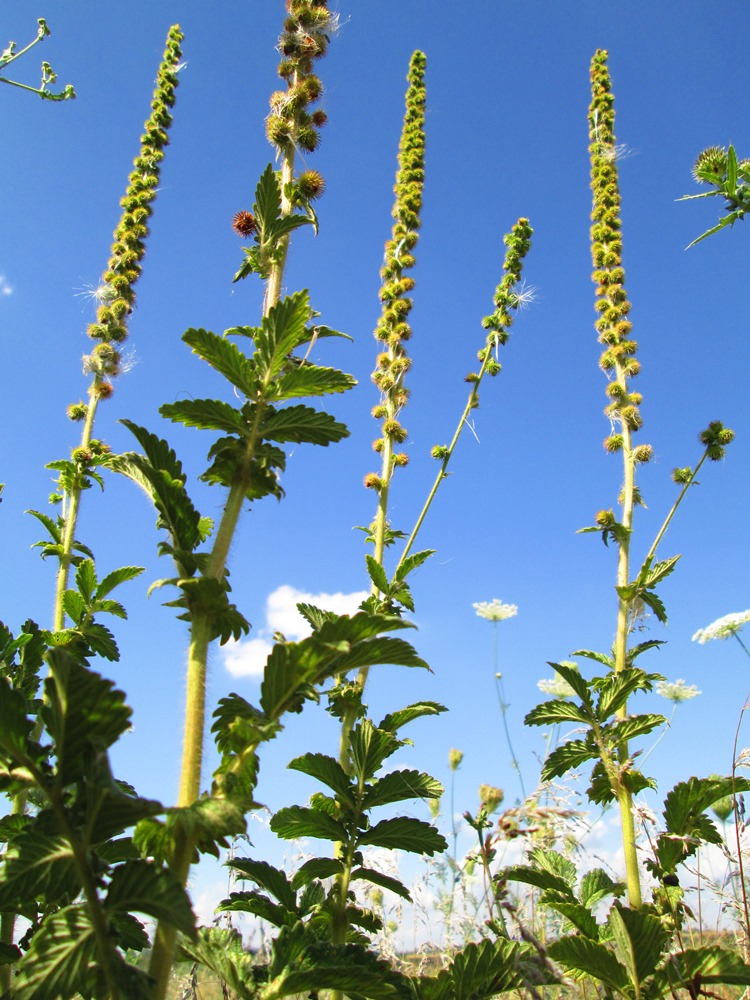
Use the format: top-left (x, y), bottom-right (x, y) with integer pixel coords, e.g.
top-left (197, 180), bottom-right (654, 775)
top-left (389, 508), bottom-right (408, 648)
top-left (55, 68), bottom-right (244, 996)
top-left (109, 911), bottom-right (150, 953)
top-left (547, 901), bottom-right (600, 939)
top-left (449, 938), bottom-right (556, 1000)
top-left (296, 602), bottom-right (341, 630)
top-left (663, 775), bottom-right (750, 841)
top-left (265, 924), bottom-right (404, 1000)
top-left (378, 700), bottom-right (447, 733)
top-left (105, 860), bottom-right (196, 937)
top-left (351, 866), bottom-right (411, 900)
top-left (350, 720), bottom-right (401, 782)
top-left (161, 397), bottom-right (248, 435)
top-left (727, 143), bottom-right (738, 192)
top-left (61, 589), bottom-right (85, 624)
top-left (579, 868), bottom-right (625, 909)
top-left (527, 846), bottom-right (577, 886)
top-left (259, 403), bottom-right (349, 446)
top-left (541, 739), bottom-right (598, 783)
top-left (13, 905), bottom-right (98, 1000)
top-left (270, 805), bottom-right (347, 843)
top-left (178, 927), bottom-right (255, 1000)
top-left (26, 508), bottom-right (62, 544)
top-left (42, 650), bottom-right (131, 785)
top-left (501, 865), bottom-right (574, 900)
top-left (254, 291), bottom-right (311, 380)
top-left (361, 769), bottom-right (443, 810)
top-left (525, 699), bottom-right (590, 727)
top-left (549, 661), bottom-right (592, 703)
top-left (595, 668), bottom-right (656, 720)
top-left (366, 554), bottom-right (390, 595)
top-left (605, 713), bottom-right (665, 745)
top-left (653, 945), bottom-right (750, 990)
top-left (638, 554), bottom-right (681, 590)
top-left (74, 559), bottom-right (97, 603)
top-left (80, 621), bottom-right (119, 661)
top-left (273, 364), bottom-right (355, 401)
top-left (572, 648), bottom-right (615, 669)
top-left (288, 752), bottom-right (354, 804)
top-left (357, 816), bottom-right (447, 856)
top-left (291, 856), bottom-right (344, 889)
top-left (217, 890), bottom-right (294, 928)
top-left (94, 598), bottom-right (128, 620)
top-left (394, 548), bottom-right (435, 582)
top-left (254, 162), bottom-right (281, 232)
top-left (118, 421), bottom-right (203, 554)
top-left (640, 588), bottom-right (668, 623)
top-left (183, 327), bottom-right (258, 396)
top-left (228, 858), bottom-right (297, 911)
top-left (608, 903), bottom-right (668, 987)
top-left (0, 830), bottom-right (78, 911)
top-left (547, 934), bottom-right (629, 990)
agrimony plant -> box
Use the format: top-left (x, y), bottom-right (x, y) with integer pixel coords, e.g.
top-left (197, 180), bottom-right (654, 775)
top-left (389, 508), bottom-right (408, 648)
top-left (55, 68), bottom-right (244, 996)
top-left (524, 50), bottom-right (735, 910)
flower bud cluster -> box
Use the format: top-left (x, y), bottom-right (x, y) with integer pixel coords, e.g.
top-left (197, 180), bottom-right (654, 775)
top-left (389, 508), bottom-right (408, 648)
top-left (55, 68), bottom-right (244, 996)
top-left (367, 52), bottom-right (426, 488)
top-left (589, 50), bottom-right (649, 455)
top-left (699, 420), bottom-right (734, 461)
top-left (478, 219), bottom-right (533, 367)
top-left (267, 2), bottom-right (333, 160)
top-left (81, 25), bottom-right (183, 399)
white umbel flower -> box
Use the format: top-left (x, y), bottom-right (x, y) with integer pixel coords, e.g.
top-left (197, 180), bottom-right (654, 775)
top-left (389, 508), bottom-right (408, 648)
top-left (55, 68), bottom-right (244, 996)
top-left (473, 599), bottom-right (518, 622)
top-left (692, 610), bottom-right (750, 644)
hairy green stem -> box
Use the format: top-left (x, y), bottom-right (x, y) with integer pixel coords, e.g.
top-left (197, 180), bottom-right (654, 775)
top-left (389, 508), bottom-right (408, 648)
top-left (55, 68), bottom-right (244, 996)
top-left (54, 388), bottom-right (101, 630)
top-left (642, 450), bottom-right (709, 567)
top-left (396, 366), bottom-right (485, 574)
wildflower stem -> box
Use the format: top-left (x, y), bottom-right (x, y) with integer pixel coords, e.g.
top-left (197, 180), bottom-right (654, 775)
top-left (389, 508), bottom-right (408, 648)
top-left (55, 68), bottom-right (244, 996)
top-left (53, 388), bottom-right (100, 630)
top-left (731, 690), bottom-right (750, 957)
top-left (397, 353), bottom-right (489, 573)
top-left (589, 49), bottom-right (643, 907)
top-left (150, 7), bottom-right (333, 994)
top-left (642, 450), bottom-right (709, 566)
top-left (492, 623), bottom-right (526, 802)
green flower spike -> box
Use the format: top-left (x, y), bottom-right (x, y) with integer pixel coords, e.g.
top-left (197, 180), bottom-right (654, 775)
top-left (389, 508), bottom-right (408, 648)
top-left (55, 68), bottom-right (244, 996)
top-left (589, 49), bottom-right (648, 908)
top-left (51, 25), bottom-right (183, 632)
top-left (368, 50), bottom-right (427, 566)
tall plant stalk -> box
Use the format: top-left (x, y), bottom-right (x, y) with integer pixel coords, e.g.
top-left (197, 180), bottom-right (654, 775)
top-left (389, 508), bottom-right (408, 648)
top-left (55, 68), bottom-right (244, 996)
top-left (331, 50), bottom-right (533, 955)
top-left (148, 5), bottom-right (334, 995)
top-left (52, 25), bottom-right (183, 633)
top-left (1, 27), bottom-right (183, 985)
top-left (588, 49), bottom-right (650, 908)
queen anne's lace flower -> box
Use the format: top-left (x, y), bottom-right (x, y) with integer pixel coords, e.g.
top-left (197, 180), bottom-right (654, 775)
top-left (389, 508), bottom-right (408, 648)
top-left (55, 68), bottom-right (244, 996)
top-left (692, 610), bottom-right (750, 644)
top-left (473, 599), bottom-right (518, 622)
top-left (655, 679), bottom-right (701, 702)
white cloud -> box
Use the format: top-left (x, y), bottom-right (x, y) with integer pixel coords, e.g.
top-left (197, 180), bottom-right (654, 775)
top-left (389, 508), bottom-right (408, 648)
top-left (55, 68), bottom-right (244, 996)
top-left (220, 583), bottom-right (368, 679)
top-left (0, 275), bottom-right (13, 297)
top-left (223, 636), bottom-right (274, 678)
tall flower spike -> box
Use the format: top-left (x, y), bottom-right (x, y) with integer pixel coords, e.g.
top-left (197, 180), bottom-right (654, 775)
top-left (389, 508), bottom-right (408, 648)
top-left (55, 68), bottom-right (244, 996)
top-left (259, 1), bottom-right (334, 310)
top-left (588, 49), bottom-right (649, 909)
top-left (367, 51), bottom-right (426, 559)
top-left (52, 25), bottom-right (183, 632)
top-left (589, 51), bottom-right (647, 442)
top-left (82, 25), bottom-right (183, 387)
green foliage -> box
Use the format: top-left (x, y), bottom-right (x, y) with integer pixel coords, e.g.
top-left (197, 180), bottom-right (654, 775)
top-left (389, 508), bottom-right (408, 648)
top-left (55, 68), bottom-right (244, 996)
top-left (681, 143), bottom-right (750, 246)
top-left (526, 660), bottom-right (665, 803)
top-left (233, 165), bottom-right (315, 282)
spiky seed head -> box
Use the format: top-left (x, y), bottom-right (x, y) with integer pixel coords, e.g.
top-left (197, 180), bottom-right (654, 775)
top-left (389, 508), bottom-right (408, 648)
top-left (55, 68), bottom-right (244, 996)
top-left (297, 169), bottom-right (326, 200)
top-left (363, 473), bottom-right (383, 491)
top-left (232, 211), bottom-right (257, 238)
top-left (66, 402), bottom-right (88, 422)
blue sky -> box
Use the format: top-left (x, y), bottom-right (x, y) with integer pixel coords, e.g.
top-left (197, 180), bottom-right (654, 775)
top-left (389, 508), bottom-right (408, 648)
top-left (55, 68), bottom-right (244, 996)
top-left (2, 2), bottom-right (750, 911)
